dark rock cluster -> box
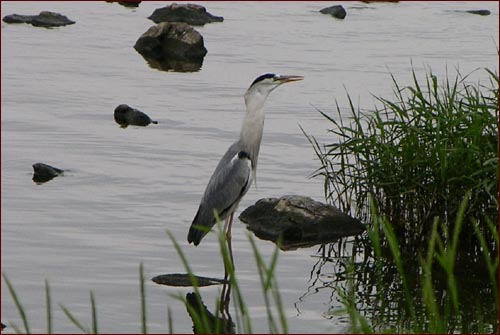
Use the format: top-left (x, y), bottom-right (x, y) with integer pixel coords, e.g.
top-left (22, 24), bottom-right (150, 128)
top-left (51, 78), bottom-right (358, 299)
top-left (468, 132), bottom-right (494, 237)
top-left (3, 11), bottom-right (75, 27)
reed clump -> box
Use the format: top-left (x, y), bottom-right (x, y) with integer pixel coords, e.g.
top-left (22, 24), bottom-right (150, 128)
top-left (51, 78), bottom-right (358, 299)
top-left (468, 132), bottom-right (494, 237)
top-left (306, 68), bottom-right (498, 257)
top-left (305, 67), bottom-right (499, 333)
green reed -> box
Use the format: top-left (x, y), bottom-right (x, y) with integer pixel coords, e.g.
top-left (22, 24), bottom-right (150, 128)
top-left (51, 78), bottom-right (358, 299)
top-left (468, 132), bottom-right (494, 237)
top-left (343, 191), bottom-right (498, 333)
top-left (2, 273), bottom-right (31, 334)
top-left (305, 67), bottom-right (498, 256)
top-left (306, 67), bottom-right (499, 333)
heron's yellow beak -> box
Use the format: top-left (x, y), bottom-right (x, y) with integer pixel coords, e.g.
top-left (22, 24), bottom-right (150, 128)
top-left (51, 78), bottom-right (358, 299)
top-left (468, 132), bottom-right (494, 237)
top-left (277, 75), bottom-right (304, 83)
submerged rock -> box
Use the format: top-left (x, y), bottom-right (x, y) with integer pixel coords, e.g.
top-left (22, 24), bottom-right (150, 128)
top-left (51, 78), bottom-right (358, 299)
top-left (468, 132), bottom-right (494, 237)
top-left (148, 3), bottom-right (223, 26)
top-left (152, 273), bottom-right (228, 287)
top-left (2, 14), bottom-right (34, 24)
top-left (239, 195), bottom-right (365, 251)
top-left (465, 9), bottom-right (491, 16)
top-left (3, 11), bottom-right (75, 27)
top-left (105, 0), bottom-right (141, 8)
top-left (134, 22), bottom-right (207, 72)
top-left (114, 104), bottom-right (158, 128)
top-left (320, 5), bottom-right (347, 19)
top-left (32, 163), bottom-right (64, 184)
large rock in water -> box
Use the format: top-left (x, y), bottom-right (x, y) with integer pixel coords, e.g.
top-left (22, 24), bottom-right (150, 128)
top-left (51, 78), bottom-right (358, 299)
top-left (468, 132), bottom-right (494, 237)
top-left (134, 22), bottom-right (207, 72)
top-left (114, 104), bottom-right (158, 128)
top-left (319, 5), bottom-right (347, 19)
top-left (239, 195), bottom-right (365, 251)
top-left (32, 163), bottom-right (64, 184)
top-left (148, 3), bottom-right (223, 26)
top-left (2, 11), bottom-right (75, 27)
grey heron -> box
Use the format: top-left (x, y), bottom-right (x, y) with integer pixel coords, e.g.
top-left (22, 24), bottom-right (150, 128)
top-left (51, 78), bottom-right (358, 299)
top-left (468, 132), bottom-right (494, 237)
top-left (188, 73), bottom-right (304, 246)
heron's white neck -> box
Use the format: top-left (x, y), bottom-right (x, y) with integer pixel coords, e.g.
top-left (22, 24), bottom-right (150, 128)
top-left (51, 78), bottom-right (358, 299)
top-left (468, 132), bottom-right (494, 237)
top-left (239, 104), bottom-right (264, 157)
top-left (239, 87), bottom-right (273, 168)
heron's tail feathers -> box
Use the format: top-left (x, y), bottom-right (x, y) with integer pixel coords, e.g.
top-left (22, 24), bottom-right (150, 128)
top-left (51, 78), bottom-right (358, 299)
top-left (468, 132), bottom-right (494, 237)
top-left (187, 226), bottom-right (204, 246)
top-left (187, 210), bottom-right (212, 246)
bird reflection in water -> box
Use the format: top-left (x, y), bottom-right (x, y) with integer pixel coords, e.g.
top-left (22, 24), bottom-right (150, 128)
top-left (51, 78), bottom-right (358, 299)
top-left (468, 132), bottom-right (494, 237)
top-left (153, 236), bottom-right (235, 333)
top-left (185, 281), bottom-right (235, 334)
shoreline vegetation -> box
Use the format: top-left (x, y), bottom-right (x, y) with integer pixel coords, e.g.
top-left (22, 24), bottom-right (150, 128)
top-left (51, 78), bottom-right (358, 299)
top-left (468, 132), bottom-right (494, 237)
top-left (305, 67), bottom-right (498, 333)
top-left (3, 68), bottom-right (498, 333)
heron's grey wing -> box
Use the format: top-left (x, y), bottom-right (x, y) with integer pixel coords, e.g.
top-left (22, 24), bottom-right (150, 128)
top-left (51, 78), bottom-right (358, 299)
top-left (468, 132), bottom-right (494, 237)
top-left (188, 144), bottom-right (252, 245)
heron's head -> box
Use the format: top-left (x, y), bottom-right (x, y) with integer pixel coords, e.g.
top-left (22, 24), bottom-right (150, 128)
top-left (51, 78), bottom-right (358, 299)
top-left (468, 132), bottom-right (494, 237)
top-left (245, 73), bottom-right (303, 109)
top-left (249, 73), bottom-right (304, 91)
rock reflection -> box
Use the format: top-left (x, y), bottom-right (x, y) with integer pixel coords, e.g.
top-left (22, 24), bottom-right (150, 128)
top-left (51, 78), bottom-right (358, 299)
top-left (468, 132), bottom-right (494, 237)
top-left (295, 239), bottom-right (359, 315)
top-left (139, 55), bottom-right (203, 73)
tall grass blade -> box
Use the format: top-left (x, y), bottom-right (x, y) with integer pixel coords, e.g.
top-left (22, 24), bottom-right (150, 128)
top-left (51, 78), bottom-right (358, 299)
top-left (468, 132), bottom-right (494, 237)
top-left (59, 303), bottom-right (89, 333)
top-left (167, 306), bottom-right (173, 334)
top-left (421, 217), bottom-right (445, 333)
top-left (90, 291), bottom-right (98, 334)
top-left (248, 236), bottom-right (288, 334)
top-left (472, 217), bottom-right (499, 302)
top-left (379, 211), bottom-right (416, 321)
top-left (167, 230), bottom-right (211, 333)
top-left (45, 280), bottom-right (52, 334)
top-left (248, 237), bottom-right (278, 333)
top-left (2, 273), bottom-right (31, 334)
top-left (139, 262), bottom-right (147, 334)
top-left (215, 222), bottom-right (252, 333)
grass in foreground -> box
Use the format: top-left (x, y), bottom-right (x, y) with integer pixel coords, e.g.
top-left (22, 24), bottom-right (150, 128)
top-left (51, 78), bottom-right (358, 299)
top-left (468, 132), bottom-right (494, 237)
top-left (2, 222), bottom-right (287, 334)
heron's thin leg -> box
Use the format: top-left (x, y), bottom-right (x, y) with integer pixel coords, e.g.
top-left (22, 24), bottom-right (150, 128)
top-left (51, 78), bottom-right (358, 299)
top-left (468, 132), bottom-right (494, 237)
top-left (220, 279), bottom-right (231, 316)
top-left (220, 214), bottom-right (233, 314)
top-left (222, 215), bottom-right (232, 282)
top-left (221, 213), bottom-right (235, 315)
top-left (226, 212), bottom-right (235, 271)
top-left (220, 280), bottom-right (228, 314)
top-left (224, 212), bottom-right (234, 280)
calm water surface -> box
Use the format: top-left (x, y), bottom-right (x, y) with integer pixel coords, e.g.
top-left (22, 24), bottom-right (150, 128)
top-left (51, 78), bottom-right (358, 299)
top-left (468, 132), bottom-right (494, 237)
top-left (1, 1), bottom-right (498, 333)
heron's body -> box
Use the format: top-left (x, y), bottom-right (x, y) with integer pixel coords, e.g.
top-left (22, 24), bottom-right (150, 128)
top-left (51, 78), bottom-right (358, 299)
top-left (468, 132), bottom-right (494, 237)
top-left (188, 73), bottom-right (303, 246)
top-left (188, 147), bottom-right (253, 245)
